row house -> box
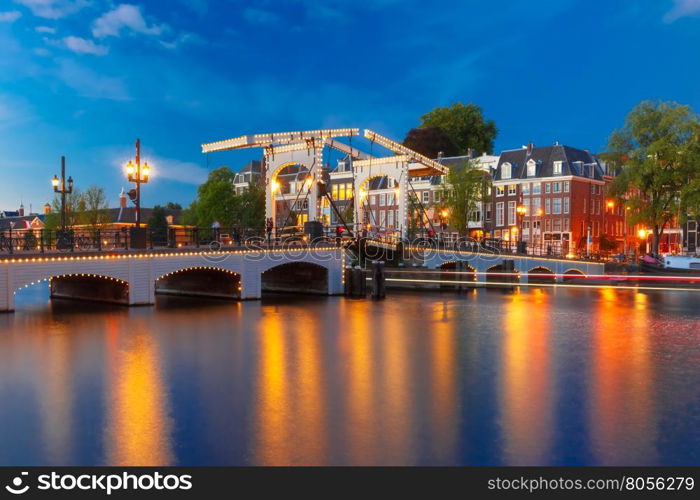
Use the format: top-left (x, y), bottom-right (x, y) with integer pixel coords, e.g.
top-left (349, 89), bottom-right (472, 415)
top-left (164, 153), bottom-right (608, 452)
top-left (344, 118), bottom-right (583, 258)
top-left (492, 143), bottom-right (624, 254)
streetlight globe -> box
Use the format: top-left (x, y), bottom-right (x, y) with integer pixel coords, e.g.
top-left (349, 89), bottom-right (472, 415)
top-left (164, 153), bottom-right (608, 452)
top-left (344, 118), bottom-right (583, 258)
top-left (51, 175), bottom-right (59, 188)
top-left (142, 162), bottom-right (151, 177)
top-left (271, 180), bottom-right (280, 192)
top-left (441, 209), bottom-right (448, 218)
top-left (638, 229), bottom-right (647, 239)
top-left (126, 161), bottom-right (135, 176)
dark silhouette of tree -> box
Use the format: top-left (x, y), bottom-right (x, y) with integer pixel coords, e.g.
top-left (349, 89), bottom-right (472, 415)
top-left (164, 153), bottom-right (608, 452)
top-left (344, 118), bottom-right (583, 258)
top-left (402, 127), bottom-right (459, 158)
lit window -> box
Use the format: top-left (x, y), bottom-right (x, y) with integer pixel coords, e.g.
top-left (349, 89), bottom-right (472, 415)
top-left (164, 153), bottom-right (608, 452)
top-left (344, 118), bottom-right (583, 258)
top-left (496, 186), bottom-right (505, 197)
top-left (496, 202), bottom-right (504, 226)
top-left (508, 184), bottom-right (517, 196)
top-left (508, 201), bottom-right (516, 225)
top-left (553, 161), bottom-right (563, 175)
top-left (502, 163), bottom-right (512, 179)
top-left (527, 160), bottom-right (536, 177)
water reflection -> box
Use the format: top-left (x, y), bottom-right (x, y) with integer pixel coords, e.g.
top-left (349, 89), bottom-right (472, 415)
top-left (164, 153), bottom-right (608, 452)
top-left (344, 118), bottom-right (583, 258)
top-left (589, 288), bottom-right (657, 465)
top-left (0, 285), bottom-right (698, 465)
top-left (499, 289), bottom-right (554, 465)
top-left (104, 320), bottom-right (174, 466)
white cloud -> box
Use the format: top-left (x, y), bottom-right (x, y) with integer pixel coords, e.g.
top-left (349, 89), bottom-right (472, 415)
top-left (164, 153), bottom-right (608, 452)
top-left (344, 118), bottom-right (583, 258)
top-left (35, 25), bottom-right (56, 33)
top-left (62, 35), bottom-right (108, 55)
top-left (111, 154), bottom-right (208, 185)
top-left (664, 0), bottom-right (700, 22)
top-left (56, 59), bottom-right (130, 100)
top-left (243, 8), bottom-right (280, 25)
top-left (13, 0), bottom-right (89, 19)
top-left (0, 11), bottom-right (22, 22)
top-left (92, 4), bottom-right (166, 38)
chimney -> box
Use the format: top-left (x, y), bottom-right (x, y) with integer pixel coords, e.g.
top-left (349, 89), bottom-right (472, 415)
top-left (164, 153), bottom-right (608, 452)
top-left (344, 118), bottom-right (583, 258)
top-left (119, 188), bottom-right (127, 209)
top-left (527, 142), bottom-right (534, 155)
top-left (18, 203), bottom-right (24, 217)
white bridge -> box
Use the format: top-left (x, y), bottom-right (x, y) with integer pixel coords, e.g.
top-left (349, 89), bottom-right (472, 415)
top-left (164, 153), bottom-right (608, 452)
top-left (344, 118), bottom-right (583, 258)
top-left (0, 247), bottom-right (345, 312)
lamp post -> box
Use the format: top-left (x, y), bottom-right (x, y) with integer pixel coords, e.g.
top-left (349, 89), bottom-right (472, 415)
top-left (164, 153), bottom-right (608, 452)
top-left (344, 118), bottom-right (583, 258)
top-left (516, 204), bottom-right (527, 242)
top-left (125, 138), bottom-right (150, 229)
top-left (51, 156), bottom-right (73, 230)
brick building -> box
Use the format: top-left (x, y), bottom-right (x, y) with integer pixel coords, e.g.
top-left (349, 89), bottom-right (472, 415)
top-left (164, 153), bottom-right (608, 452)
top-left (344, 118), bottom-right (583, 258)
top-left (492, 143), bottom-right (624, 255)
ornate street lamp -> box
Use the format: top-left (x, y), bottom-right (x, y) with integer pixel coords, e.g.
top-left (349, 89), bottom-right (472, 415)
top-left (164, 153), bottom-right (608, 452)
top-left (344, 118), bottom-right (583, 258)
top-left (125, 138), bottom-right (150, 229)
top-left (516, 203), bottom-right (527, 251)
top-left (51, 156), bottom-right (73, 231)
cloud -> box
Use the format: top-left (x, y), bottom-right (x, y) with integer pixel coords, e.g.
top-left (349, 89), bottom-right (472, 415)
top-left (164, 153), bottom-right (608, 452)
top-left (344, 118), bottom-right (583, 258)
top-left (243, 8), bottom-right (280, 25)
top-left (13, 0), bottom-right (89, 19)
top-left (62, 35), bottom-right (108, 55)
top-left (92, 4), bottom-right (166, 38)
top-left (35, 25), bottom-right (55, 33)
top-left (0, 11), bottom-right (22, 22)
top-left (159, 31), bottom-right (205, 50)
top-left (56, 59), bottom-right (130, 100)
top-left (664, 0), bottom-right (700, 22)
top-left (110, 153), bottom-right (208, 185)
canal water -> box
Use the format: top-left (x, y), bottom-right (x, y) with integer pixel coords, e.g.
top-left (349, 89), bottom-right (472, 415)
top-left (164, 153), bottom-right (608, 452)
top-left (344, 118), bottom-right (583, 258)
top-left (0, 284), bottom-right (698, 466)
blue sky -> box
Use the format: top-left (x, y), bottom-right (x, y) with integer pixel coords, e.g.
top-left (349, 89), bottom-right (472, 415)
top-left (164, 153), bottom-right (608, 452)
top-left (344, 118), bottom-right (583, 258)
top-left (1, 0), bottom-right (700, 211)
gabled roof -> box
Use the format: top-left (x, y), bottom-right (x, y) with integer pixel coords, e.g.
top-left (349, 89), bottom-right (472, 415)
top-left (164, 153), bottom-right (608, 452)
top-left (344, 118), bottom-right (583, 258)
top-left (494, 145), bottom-right (604, 181)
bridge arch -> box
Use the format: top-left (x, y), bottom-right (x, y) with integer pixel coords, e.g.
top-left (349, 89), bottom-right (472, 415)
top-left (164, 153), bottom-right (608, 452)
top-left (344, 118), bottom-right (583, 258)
top-left (527, 266), bottom-right (556, 284)
top-left (261, 261), bottom-right (329, 295)
top-left (14, 273), bottom-right (130, 305)
top-left (439, 260), bottom-right (476, 282)
top-left (155, 266), bottom-right (242, 300)
top-left (563, 268), bottom-right (586, 283)
top-left (485, 263), bottom-right (519, 284)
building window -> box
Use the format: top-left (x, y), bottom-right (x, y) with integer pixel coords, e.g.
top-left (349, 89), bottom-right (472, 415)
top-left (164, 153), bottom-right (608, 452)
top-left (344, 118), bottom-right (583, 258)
top-left (553, 182), bottom-right (561, 193)
top-left (522, 183), bottom-right (530, 195)
top-left (387, 209), bottom-right (394, 227)
top-left (485, 205), bottom-right (492, 221)
top-left (590, 184), bottom-right (596, 194)
top-left (545, 219), bottom-right (552, 232)
top-left (532, 197), bottom-right (541, 213)
top-left (496, 202), bottom-right (504, 226)
top-left (507, 184), bottom-right (517, 196)
top-left (496, 185), bottom-right (505, 197)
top-left (379, 193), bottom-right (386, 206)
top-left (422, 191), bottom-right (429, 204)
top-left (495, 230), bottom-right (501, 239)
top-left (564, 197), bottom-right (569, 214)
top-left (533, 183), bottom-right (541, 194)
top-left (545, 183), bottom-right (551, 193)
top-left (527, 160), bottom-right (536, 177)
top-left (502, 163), bottom-right (512, 179)
top-left (545, 198), bottom-right (551, 214)
top-left (553, 198), bottom-right (562, 214)
top-left (563, 218), bottom-right (569, 231)
top-left (554, 219), bottom-right (562, 231)
top-left (564, 181), bottom-right (570, 193)
top-left (508, 201), bottom-right (516, 226)
top-left (387, 193), bottom-right (394, 205)
top-left (553, 161), bottom-right (563, 175)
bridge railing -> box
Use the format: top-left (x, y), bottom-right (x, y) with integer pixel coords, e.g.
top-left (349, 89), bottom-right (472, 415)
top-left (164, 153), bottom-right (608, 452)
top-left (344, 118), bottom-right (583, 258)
top-left (0, 226), bottom-right (344, 254)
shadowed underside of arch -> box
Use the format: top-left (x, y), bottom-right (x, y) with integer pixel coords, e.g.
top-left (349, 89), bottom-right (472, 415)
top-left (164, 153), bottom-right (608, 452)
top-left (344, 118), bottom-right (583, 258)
top-left (527, 266), bottom-right (556, 284)
top-left (155, 267), bottom-right (242, 300)
top-left (49, 274), bottom-right (130, 305)
top-left (262, 262), bottom-right (328, 295)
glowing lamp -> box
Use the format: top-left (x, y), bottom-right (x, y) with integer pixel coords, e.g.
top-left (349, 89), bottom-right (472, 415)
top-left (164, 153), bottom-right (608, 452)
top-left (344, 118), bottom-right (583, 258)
top-left (126, 161), bottom-right (135, 177)
top-left (51, 175), bottom-right (59, 189)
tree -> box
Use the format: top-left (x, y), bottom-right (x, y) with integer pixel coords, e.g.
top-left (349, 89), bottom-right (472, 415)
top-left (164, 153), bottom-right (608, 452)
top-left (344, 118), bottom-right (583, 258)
top-left (165, 202), bottom-right (182, 210)
top-left (148, 205), bottom-right (169, 246)
top-left (44, 188), bottom-right (83, 230)
top-left (440, 159), bottom-right (491, 236)
top-left (237, 182), bottom-right (265, 231)
top-left (418, 102), bottom-right (497, 155)
top-left (606, 100), bottom-right (700, 254)
top-left (184, 167), bottom-right (238, 227)
top-left (402, 127), bottom-right (459, 158)
top-left (79, 186), bottom-right (111, 230)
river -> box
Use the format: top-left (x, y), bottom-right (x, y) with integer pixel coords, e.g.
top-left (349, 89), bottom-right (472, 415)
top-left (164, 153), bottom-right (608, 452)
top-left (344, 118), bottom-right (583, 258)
top-left (0, 284), bottom-right (698, 465)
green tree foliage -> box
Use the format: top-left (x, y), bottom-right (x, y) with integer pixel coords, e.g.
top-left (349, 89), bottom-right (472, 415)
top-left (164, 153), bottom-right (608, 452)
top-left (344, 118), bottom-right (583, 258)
top-left (402, 127), bottom-right (459, 158)
top-left (606, 100), bottom-right (700, 254)
top-left (44, 186), bottom-right (112, 231)
top-left (148, 205), bottom-right (169, 245)
top-left (418, 102), bottom-right (497, 155)
top-left (165, 202), bottom-right (182, 210)
top-left (81, 186), bottom-right (111, 230)
top-left (440, 159), bottom-right (491, 235)
top-left (183, 166), bottom-right (265, 231)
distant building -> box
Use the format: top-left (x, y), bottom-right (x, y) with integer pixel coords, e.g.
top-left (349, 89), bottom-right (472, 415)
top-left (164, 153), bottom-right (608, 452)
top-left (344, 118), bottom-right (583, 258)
top-left (491, 142), bottom-right (624, 254)
top-left (233, 160), bottom-right (263, 194)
